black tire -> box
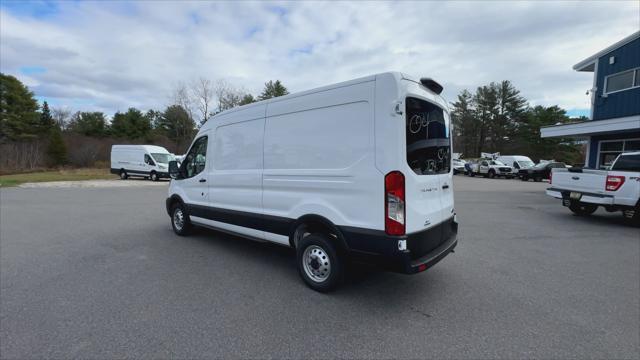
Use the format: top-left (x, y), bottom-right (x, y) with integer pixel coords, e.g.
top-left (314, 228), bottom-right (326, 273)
top-left (521, 176), bottom-right (528, 181)
top-left (150, 171), bottom-right (159, 181)
top-left (569, 202), bottom-right (597, 216)
top-left (623, 205), bottom-right (640, 227)
top-left (488, 170), bottom-right (496, 179)
top-left (470, 172), bottom-right (475, 177)
top-left (171, 202), bottom-right (192, 236)
top-left (119, 170), bottom-right (128, 180)
top-left (296, 233), bottom-right (343, 292)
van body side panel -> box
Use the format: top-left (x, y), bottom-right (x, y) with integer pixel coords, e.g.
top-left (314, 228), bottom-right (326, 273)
top-left (206, 106), bottom-right (267, 240)
top-left (263, 81), bottom-right (380, 231)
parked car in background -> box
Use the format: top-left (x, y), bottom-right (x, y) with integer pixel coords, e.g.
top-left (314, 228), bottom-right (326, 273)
top-left (452, 158), bottom-right (467, 174)
top-left (546, 152), bottom-right (639, 224)
top-left (497, 155), bottom-right (535, 176)
top-left (110, 145), bottom-right (175, 181)
top-left (165, 72), bottom-right (458, 292)
top-left (468, 159), bottom-right (514, 178)
top-left (520, 162), bottom-right (566, 182)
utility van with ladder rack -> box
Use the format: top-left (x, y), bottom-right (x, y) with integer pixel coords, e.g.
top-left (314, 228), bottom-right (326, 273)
top-left (165, 72), bottom-right (458, 291)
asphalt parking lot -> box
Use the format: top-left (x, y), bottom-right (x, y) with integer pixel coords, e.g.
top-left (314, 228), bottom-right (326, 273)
top-left (1, 176), bottom-right (638, 359)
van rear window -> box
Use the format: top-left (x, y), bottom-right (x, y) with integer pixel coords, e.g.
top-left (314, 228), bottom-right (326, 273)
top-left (405, 97), bottom-right (450, 175)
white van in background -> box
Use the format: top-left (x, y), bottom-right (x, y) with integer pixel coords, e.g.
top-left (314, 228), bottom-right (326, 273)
top-left (497, 155), bottom-right (535, 174)
top-left (110, 145), bottom-right (175, 181)
top-left (165, 72), bottom-right (458, 292)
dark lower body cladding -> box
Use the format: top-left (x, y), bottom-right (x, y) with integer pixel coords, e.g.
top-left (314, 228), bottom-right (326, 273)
top-left (166, 198), bottom-right (457, 274)
top-left (110, 168), bottom-right (170, 179)
top-left (341, 217), bottom-right (458, 274)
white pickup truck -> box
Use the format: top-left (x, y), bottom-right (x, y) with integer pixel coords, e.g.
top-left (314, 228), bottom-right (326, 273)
top-left (546, 152), bottom-right (640, 224)
top-left (467, 159), bottom-right (514, 178)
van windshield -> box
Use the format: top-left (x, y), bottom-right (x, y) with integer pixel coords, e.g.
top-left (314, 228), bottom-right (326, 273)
top-left (518, 160), bottom-right (534, 168)
top-left (405, 97), bottom-right (450, 175)
top-left (151, 153), bottom-right (174, 164)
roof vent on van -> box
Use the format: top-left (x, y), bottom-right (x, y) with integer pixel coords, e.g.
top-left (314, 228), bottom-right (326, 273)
top-left (420, 78), bottom-right (443, 95)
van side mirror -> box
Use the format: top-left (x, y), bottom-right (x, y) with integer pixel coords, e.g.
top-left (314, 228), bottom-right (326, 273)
top-left (168, 160), bottom-right (180, 179)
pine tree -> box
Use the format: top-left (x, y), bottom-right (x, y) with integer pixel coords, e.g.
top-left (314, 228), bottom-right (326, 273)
top-left (258, 80), bottom-right (289, 100)
top-left (0, 73), bottom-right (40, 141)
top-left (39, 101), bottom-right (55, 134)
top-left (47, 126), bottom-right (67, 166)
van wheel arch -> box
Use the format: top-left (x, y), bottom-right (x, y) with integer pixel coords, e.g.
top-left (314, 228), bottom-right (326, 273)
top-left (289, 215), bottom-right (349, 252)
top-left (167, 195), bottom-right (186, 215)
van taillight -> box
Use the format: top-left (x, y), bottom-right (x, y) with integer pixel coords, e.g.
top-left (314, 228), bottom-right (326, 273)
top-left (385, 171), bottom-right (405, 236)
top-left (605, 175), bottom-right (625, 191)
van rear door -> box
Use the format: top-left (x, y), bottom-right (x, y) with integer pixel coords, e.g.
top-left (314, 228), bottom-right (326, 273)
top-left (404, 97), bottom-right (450, 233)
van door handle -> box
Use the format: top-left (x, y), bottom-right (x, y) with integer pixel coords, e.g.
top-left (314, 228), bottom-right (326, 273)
top-left (199, 178), bottom-right (206, 183)
top-left (442, 184), bottom-right (449, 189)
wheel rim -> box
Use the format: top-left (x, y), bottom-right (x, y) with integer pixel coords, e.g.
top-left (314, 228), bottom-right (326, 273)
top-left (173, 208), bottom-right (184, 231)
top-left (302, 245), bottom-right (331, 283)
top-left (120, 172), bottom-right (126, 179)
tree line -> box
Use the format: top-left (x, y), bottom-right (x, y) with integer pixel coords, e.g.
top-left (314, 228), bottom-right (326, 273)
top-left (1, 72), bottom-right (585, 172)
top-left (450, 80), bottom-right (585, 164)
top-left (0, 73), bottom-right (289, 171)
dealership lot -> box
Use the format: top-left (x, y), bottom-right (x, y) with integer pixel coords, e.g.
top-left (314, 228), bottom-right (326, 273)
top-left (1, 177), bottom-right (638, 358)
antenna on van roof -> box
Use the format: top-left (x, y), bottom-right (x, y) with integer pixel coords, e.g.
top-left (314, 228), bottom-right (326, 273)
top-left (420, 78), bottom-right (443, 95)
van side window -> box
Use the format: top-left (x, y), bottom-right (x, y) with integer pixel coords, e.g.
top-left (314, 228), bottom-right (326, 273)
top-left (183, 136), bottom-right (208, 178)
top-left (144, 154), bottom-right (155, 166)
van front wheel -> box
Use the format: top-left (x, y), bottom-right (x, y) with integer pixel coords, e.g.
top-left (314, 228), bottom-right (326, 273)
top-left (150, 171), bottom-right (159, 181)
top-left (171, 203), bottom-right (192, 236)
top-left (297, 234), bottom-right (343, 292)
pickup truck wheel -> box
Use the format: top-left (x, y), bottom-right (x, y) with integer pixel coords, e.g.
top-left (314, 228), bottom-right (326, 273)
top-left (569, 202), bottom-right (597, 216)
top-left (171, 203), bottom-right (192, 236)
top-left (296, 233), bottom-right (343, 292)
top-left (488, 170), bottom-right (496, 179)
top-left (623, 207), bottom-right (640, 226)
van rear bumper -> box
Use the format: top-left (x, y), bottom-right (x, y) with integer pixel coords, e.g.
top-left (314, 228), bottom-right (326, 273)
top-left (341, 217), bottom-right (458, 274)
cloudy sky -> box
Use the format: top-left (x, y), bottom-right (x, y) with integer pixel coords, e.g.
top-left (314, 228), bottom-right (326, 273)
top-left (1, 0), bottom-right (638, 118)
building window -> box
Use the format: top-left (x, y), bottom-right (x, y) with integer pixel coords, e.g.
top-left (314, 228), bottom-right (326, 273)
top-left (598, 138), bottom-right (640, 168)
top-left (604, 68), bottom-right (639, 94)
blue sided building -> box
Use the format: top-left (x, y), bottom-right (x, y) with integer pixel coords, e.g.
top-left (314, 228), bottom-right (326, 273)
top-left (541, 31), bottom-right (640, 168)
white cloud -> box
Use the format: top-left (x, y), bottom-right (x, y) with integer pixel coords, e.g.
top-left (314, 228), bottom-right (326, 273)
top-left (1, 0), bottom-right (638, 116)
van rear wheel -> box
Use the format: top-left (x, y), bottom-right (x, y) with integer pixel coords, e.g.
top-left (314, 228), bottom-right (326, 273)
top-left (171, 203), bottom-right (192, 235)
top-left (296, 234), bottom-right (343, 292)
top-left (119, 170), bottom-right (128, 180)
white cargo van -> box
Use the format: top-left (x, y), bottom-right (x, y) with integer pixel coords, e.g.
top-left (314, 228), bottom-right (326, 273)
top-left (165, 72), bottom-right (458, 291)
top-left (110, 145), bottom-right (174, 181)
top-left (497, 155), bottom-right (535, 174)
